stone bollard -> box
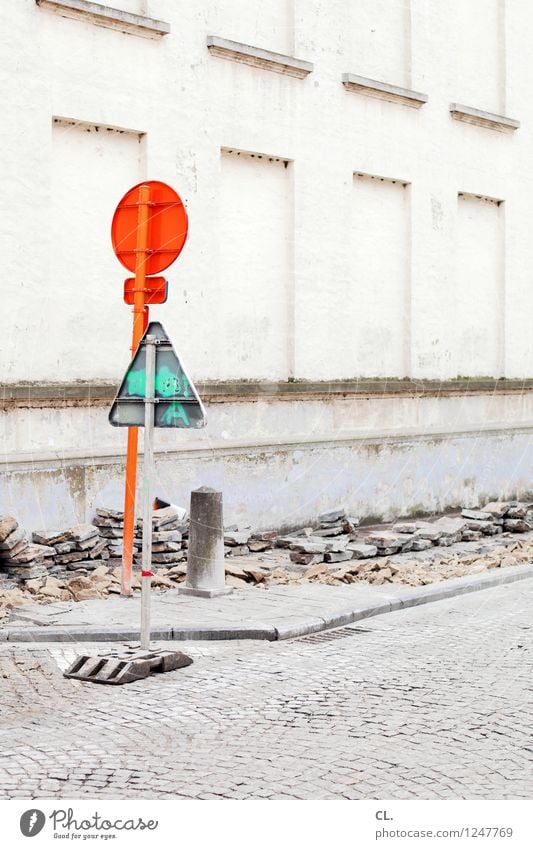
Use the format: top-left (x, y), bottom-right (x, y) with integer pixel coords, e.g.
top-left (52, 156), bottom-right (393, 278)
top-left (180, 486), bottom-right (232, 597)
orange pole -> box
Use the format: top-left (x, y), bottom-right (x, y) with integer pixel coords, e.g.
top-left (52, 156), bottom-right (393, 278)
top-left (122, 184), bottom-right (151, 596)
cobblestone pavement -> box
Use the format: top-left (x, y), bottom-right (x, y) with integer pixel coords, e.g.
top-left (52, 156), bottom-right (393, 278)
top-left (0, 580), bottom-right (531, 800)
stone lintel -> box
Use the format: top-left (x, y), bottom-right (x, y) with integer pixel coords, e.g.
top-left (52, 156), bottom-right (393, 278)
top-left (342, 73), bottom-right (428, 108)
top-left (3, 378), bottom-right (533, 408)
top-left (206, 35), bottom-right (313, 79)
top-left (35, 0), bottom-right (170, 39)
top-left (450, 103), bottom-right (520, 133)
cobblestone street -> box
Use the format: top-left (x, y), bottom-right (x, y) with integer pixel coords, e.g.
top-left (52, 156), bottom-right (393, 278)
top-left (0, 580), bottom-right (531, 800)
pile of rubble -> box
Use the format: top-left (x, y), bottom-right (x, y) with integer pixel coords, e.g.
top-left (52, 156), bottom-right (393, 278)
top-left (0, 499), bottom-right (532, 609)
top-left (0, 516), bottom-right (55, 580)
top-left (32, 523), bottom-right (109, 570)
top-left (93, 505), bottom-right (188, 567)
top-left (0, 559), bottom-right (189, 611)
top-left (279, 503), bottom-right (533, 569)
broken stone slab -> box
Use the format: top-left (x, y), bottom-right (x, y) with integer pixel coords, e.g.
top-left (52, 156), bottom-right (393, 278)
top-left (462, 530), bottom-right (482, 541)
top-left (88, 540), bottom-right (110, 559)
top-left (0, 516), bottom-right (18, 543)
top-left (290, 527), bottom-right (314, 537)
top-left (461, 509), bottom-right (493, 521)
top-left (0, 527), bottom-right (27, 551)
top-left (100, 528), bottom-right (125, 539)
top-left (481, 501), bottom-right (511, 518)
top-left (438, 532), bottom-right (461, 546)
top-left (224, 531), bottom-right (251, 546)
top-left (65, 524), bottom-right (99, 543)
top-left (150, 530), bottom-right (182, 543)
top-left (324, 550), bottom-right (353, 563)
top-left (2, 564), bottom-right (48, 579)
top-left (76, 535), bottom-right (101, 551)
top-left (55, 550), bottom-right (90, 565)
top-left (414, 524), bottom-right (442, 541)
top-left (2, 539), bottom-right (30, 559)
top-left (325, 536), bottom-right (351, 552)
top-left (410, 538), bottom-right (433, 551)
top-left (505, 504), bottom-right (527, 519)
top-left (248, 540), bottom-right (272, 552)
top-left (65, 560), bottom-right (105, 572)
top-left (276, 535), bottom-right (311, 548)
top-left (504, 519), bottom-right (531, 532)
top-left (224, 562), bottom-right (249, 579)
top-left (433, 517), bottom-right (468, 533)
top-left (392, 522), bottom-right (419, 534)
top-left (8, 544), bottom-right (55, 563)
top-left (250, 530), bottom-right (278, 541)
top-left (167, 565), bottom-right (187, 577)
top-left (95, 507), bottom-right (125, 521)
top-left (347, 543), bottom-right (378, 559)
top-left (318, 508), bottom-right (346, 524)
top-left (289, 540), bottom-right (328, 555)
top-left (377, 545), bottom-right (402, 555)
top-left (54, 541), bottom-right (78, 554)
top-left (304, 563), bottom-right (329, 579)
top-left (243, 566), bottom-right (270, 582)
top-left (312, 525), bottom-right (345, 537)
top-left (289, 551), bottom-right (324, 566)
top-left (224, 545), bottom-right (250, 556)
top-left (145, 506), bottom-right (185, 530)
top-left (464, 519), bottom-right (494, 533)
top-left (93, 517), bottom-right (125, 528)
top-left (151, 541), bottom-right (182, 553)
top-left (365, 531), bottom-right (413, 548)
top-left (151, 552), bottom-right (189, 564)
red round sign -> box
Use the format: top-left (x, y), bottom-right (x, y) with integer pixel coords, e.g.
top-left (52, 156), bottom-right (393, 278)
top-left (111, 180), bottom-right (188, 275)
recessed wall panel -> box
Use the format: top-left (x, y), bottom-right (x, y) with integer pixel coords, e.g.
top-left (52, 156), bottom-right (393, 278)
top-left (350, 174), bottom-right (409, 378)
top-left (217, 150), bottom-right (291, 380)
top-left (49, 121), bottom-right (143, 380)
top-left (350, 0), bottom-right (409, 86)
top-left (450, 0), bottom-right (503, 112)
top-left (456, 193), bottom-right (503, 377)
top-left (208, 0), bottom-right (292, 55)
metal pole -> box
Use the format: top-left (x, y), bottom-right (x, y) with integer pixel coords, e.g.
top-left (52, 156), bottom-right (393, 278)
top-left (122, 183), bottom-right (151, 596)
top-left (140, 334), bottom-right (156, 650)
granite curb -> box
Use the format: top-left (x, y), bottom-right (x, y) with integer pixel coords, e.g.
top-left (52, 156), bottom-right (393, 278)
top-left (1, 563), bottom-right (532, 643)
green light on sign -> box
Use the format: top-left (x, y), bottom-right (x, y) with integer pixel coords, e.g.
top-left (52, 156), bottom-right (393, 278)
top-left (125, 365), bottom-right (191, 399)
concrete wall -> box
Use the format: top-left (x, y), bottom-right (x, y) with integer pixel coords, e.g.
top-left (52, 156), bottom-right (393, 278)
top-left (1, 0), bottom-right (533, 530)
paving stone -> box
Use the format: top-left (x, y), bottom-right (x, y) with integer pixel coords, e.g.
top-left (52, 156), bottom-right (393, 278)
top-left (0, 517), bottom-right (18, 543)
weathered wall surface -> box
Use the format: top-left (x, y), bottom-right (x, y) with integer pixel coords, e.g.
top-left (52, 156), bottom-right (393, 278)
top-left (1, 0), bottom-right (533, 529)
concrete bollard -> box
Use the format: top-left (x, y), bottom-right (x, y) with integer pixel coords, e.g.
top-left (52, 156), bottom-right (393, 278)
top-left (180, 486), bottom-right (232, 597)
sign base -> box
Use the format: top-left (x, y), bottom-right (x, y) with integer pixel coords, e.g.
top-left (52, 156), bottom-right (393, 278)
top-left (179, 586), bottom-right (233, 598)
top-left (63, 644), bottom-right (192, 685)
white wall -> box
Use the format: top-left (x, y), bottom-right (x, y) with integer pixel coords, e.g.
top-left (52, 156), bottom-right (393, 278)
top-left (207, 0), bottom-right (293, 55)
top-left (349, 0), bottom-right (410, 87)
top-left (2, 0), bottom-right (533, 526)
top-left (449, 0), bottom-right (504, 113)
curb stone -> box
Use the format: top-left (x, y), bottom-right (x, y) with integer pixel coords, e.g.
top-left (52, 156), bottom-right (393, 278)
top-left (0, 563), bottom-right (532, 643)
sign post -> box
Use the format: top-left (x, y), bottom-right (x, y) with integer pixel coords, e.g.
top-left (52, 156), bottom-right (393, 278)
top-left (109, 320), bottom-right (206, 650)
top-left (62, 325), bottom-right (201, 684)
top-left (140, 334), bottom-right (156, 650)
top-left (111, 181), bottom-right (189, 596)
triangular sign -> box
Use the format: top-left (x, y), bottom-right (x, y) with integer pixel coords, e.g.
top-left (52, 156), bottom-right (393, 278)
top-left (108, 321), bottom-right (207, 429)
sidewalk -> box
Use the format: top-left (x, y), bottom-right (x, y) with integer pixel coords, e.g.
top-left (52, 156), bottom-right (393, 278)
top-left (2, 563), bottom-right (532, 643)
